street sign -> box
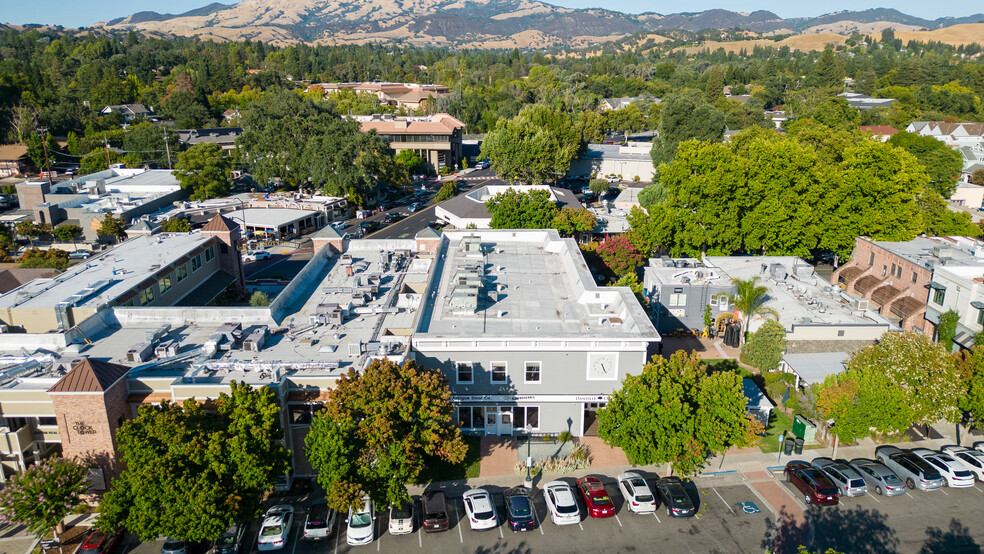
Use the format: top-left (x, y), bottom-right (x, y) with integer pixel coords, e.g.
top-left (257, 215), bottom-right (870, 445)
top-left (40, 538), bottom-right (60, 550)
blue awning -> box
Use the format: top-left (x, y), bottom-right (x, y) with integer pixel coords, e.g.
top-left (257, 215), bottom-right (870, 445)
top-left (929, 282), bottom-right (946, 291)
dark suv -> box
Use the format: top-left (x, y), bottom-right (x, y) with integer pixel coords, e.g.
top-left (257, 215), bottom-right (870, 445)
top-left (422, 491), bottom-right (450, 533)
top-left (504, 487), bottom-right (537, 532)
top-left (784, 461), bottom-right (839, 506)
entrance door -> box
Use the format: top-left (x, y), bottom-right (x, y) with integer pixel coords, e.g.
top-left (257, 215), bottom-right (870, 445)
top-left (583, 402), bottom-right (605, 436)
top-left (484, 408), bottom-right (514, 436)
top-left (498, 410), bottom-right (513, 436)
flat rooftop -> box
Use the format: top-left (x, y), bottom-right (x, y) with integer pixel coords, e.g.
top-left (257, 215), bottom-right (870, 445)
top-left (224, 208), bottom-right (319, 229)
top-left (867, 236), bottom-right (984, 271)
top-left (0, 233), bottom-right (213, 310)
top-left (415, 230), bottom-right (658, 340)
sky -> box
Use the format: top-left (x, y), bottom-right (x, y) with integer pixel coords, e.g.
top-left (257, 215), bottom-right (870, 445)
top-left (3, 0), bottom-right (982, 28)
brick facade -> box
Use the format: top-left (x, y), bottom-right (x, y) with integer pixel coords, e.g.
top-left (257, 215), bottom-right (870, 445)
top-left (49, 377), bottom-right (129, 481)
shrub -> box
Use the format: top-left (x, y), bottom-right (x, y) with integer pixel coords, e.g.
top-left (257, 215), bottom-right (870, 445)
top-left (249, 291), bottom-right (270, 307)
top-left (740, 320), bottom-right (787, 371)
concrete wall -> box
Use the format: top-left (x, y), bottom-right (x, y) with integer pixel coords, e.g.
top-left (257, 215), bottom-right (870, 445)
top-left (786, 322), bottom-right (893, 341)
top-left (113, 306), bottom-right (275, 327)
top-left (270, 245), bottom-right (332, 322)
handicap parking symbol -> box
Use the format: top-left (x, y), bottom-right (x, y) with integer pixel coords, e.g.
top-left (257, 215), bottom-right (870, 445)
top-left (738, 501), bottom-right (761, 514)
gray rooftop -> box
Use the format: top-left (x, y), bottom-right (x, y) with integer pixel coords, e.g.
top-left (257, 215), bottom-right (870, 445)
top-left (864, 236), bottom-right (984, 271)
top-left (782, 352), bottom-right (850, 385)
top-left (224, 208), bottom-right (319, 229)
top-left (581, 144), bottom-right (653, 162)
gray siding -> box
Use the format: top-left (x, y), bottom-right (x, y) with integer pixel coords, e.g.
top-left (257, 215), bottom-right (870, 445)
top-left (650, 283), bottom-right (733, 333)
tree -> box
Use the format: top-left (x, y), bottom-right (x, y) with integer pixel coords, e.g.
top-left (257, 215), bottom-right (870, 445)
top-left (704, 66), bottom-right (725, 104)
top-left (811, 45), bottom-right (843, 89)
top-left (0, 457), bottom-right (89, 541)
top-left (53, 224), bottom-right (82, 244)
top-left (161, 218), bottom-right (192, 233)
top-left (551, 207), bottom-right (597, 237)
top-left (589, 178), bottom-right (609, 195)
top-left (480, 105), bottom-right (582, 184)
top-left (98, 383), bottom-right (288, 542)
top-left (485, 188), bottom-right (559, 229)
top-left (817, 332), bottom-right (963, 443)
top-left (175, 143), bottom-right (231, 201)
top-left (249, 291), bottom-right (270, 306)
top-left (740, 319), bottom-right (787, 371)
top-left (434, 180), bottom-right (459, 202)
top-left (729, 277), bottom-right (777, 343)
top-left (15, 220), bottom-right (39, 247)
top-left (888, 131), bottom-right (964, 197)
top-left (970, 169), bottom-right (984, 186)
top-left (596, 235), bottom-right (643, 277)
top-left (19, 248), bottom-right (69, 270)
top-left (958, 346), bottom-right (984, 430)
top-left (304, 359), bottom-right (466, 512)
top-left (597, 351), bottom-right (760, 476)
top-left (394, 150), bottom-right (424, 175)
top-left (650, 91), bottom-right (726, 168)
top-left (937, 309), bottom-right (960, 352)
top-left (122, 122), bottom-right (179, 167)
top-left (97, 213), bottom-right (127, 240)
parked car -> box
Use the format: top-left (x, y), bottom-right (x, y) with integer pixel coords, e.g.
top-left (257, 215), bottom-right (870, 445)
top-left (160, 537), bottom-right (188, 554)
top-left (784, 461), bottom-right (839, 506)
top-left (359, 220), bottom-right (378, 233)
top-left (974, 441), bottom-right (984, 455)
top-left (257, 505), bottom-right (293, 551)
top-left (346, 497), bottom-right (375, 546)
top-left (655, 477), bottom-right (696, 518)
top-left (462, 488), bottom-right (498, 531)
top-left (211, 524), bottom-right (246, 554)
top-left (342, 232), bottom-right (354, 240)
top-left (875, 446), bottom-right (944, 492)
top-left (408, 202), bottom-right (421, 213)
top-left (941, 445), bottom-right (984, 481)
top-left (503, 486), bottom-right (537, 532)
top-left (243, 250), bottom-right (271, 262)
top-left (575, 476), bottom-right (615, 518)
top-left (848, 458), bottom-right (906, 496)
top-left (422, 491), bottom-right (450, 533)
top-left (68, 250), bottom-right (91, 259)
top-left (388, 500), bottom-right (414, 535)
top-left (811, 458), bottom-right (868, 497)
top-left (617, 472), bottom-right (657, 514)
top-left (80, 528), bottom-right (122, 554)
top-left (383, 212), bottom-right (400, 224)
top-left (331, 221), bottom-right (347, 229)
top-left (543, 481), bottom-right (580, 525)
top-left (911, 448), bottom-right (975, 488)
top-left (303, 501), bottom-right (336, 541)
top-left (581, 192), bottom-right (598, 203)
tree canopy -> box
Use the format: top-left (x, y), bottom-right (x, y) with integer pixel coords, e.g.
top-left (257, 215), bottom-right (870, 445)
top-left (650, 91), bottom-right (726, 168)
top-left (481, 105), bottom-right (583, 184)
top-left (174, 143), bottom-right (231, 200)
top-left (485, 188), bottom-right (559, 229)
top-left (741, 319), bottom-right (787, 371)
top-left (597, 351), bottom-right (760, 476)
top-left (888, 131), bottom-right (964, 197)
top-left (304, 359), bottom-right (466, 512)
top-left (0, 457), bottom-right (89, 540)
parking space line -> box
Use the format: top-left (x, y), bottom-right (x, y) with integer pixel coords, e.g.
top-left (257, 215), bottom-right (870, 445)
top-left (906, 491), bottom-right (915, 499)
top-left (533, 503), bottom-right (544, 535)
top-left (452, 502), bottom-right (463, 543)
top-left (578, 522), bottom-right (584, 530)
top-left (499, 525), bottom-right (504, 539)
top-left (653, 513), bottom-right (661, 523)
top-left (377, 515), bottom-right (382, 551)
top-left (614, 514), bottom-right (623, 527)
top-left (744, 482), bottom-right (779, 516)
top-left (975, 485), bottom-right (983, 493)
top-left (940, 489), bottom-right (949, 496)
top-left (333, 519), bottom-right (341, 554)
top-left (712, 487), bottom-right (736, 515)
top-left (868, 493), bottom-right (880, 503)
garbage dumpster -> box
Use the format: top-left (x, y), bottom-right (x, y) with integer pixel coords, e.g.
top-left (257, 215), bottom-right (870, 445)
top-left (783, 437), bottom-right (794, 456)
top-left (794, 438), bottom-right (804, 455)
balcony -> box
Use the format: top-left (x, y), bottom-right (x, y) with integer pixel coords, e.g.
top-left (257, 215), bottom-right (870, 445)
top-left (0, 424), bottom-right (33, 455)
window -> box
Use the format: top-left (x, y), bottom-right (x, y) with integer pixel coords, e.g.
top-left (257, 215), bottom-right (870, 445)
top-left (669, 293), bottom-right (687, 307)
top-left (139, 286), bottom-right (155, 306)
top-left (896, 265), bottom-right (902, 278)
top-left (191, 254), bottom-right (202, 272)
top-left (176, 264), bottom-right (188, 282)
top-left (978, 309), bottom-right (984, 326)
top-left (718, 296), bottom-right (729, 310)
top-left (457, 407), bottom-right (472, 427)
top-left (524, 362), bottom-right (541, 383)
top-left (456, 362), bottom-right (473, 384)
top-left (289, 405), bottom-right (317, 425)
top-left (881, 265), bottom-right (887, 277)
top-left (457, 406), bottom-right (486, 428)
top-left (837, 330), bottom-right (845, 337)
top-left (158, 275), bottom-right (172, 294)
top-left (123, 298), bottom-right (134, 307)
top-left (869, 252), bottom-right (875, 265)
top-left (513, 406), bottom-right (540, 430)
top-left (491, 362), bottom-right (507, 383)
top-left (204, 246), bottom-right (214, 262)
top-left (891, 264), bottom-right (896, 277)
top-left (933, 288), bottom-right (945, 305)
top-left (709, 296), bottom-right (717, 306)
top-left (912, 271), bottom-right (918, 283)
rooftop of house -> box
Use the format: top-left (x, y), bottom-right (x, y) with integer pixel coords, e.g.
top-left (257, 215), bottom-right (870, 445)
top-left (581, 144), bottom-right (654, 162)
top-left (439, 184), bottom-right (581, 222)
top-left (223, 208), bottom-right (320, 229)
top-left (0, 232), bottom-right (215, 310)
top-left (839, 92), bottom-right (896, 109)
top-left (177, 128), bottom-right (242, 147)
top-left (354, 113), bottom-right (465, 136)
top-left (34, 169), bottom-right (182, 214)
top-left (414, 230), bottom-right (659, 341)
top-left (782, 352), bottom-right (850, 386)
top-left (861, 236), bottom-right (984, 271)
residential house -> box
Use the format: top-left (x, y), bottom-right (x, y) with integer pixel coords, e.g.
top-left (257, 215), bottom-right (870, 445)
top-left (100, 104), bottom-right (154, 122)
top-left (0, 144), bottom-right (29, 178)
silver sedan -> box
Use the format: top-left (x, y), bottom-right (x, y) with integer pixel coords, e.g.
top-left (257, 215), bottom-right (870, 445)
top-left (848, 458), bottom-right (906, 496)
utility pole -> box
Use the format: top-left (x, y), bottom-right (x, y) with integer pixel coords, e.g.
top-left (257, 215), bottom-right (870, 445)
top-left (39, 128), bottom-right (53, 188)
top-left (103, 136), bottom-right (112, 169)
top-left (163, 128), bottom-right (172, 169)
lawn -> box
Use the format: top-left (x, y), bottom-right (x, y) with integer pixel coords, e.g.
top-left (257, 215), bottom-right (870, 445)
top-left (759, 410), bottom-right (794, 453)
top-left (415, 435), bottom-right (482, 483)
top-left (704, 358), bottom-right (754, 379)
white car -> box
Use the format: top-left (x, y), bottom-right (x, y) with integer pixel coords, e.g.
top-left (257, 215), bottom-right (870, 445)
top-left (942, 445), bottom-right (984, 481)
top-left (543, 481), bottom-right (580, 525)
top-left (975, 441), bottom-right (984, 456)
top-left (257, 505), bottom-right (293, 551)
top-left (346, 497), bottom-right (375, 546)
top-left (617, 472), bottom-right (657, 514)
top-left (912, 448), bottom-right (976, 488)
top-left (243, 250), bottom-right (271, 262)
top-left (331, 221), bottom-right (347, 230)
top-left (388, 500), bottom-right (414, 535)
top-left (462, 488), bottom-right (498, 531)
top-left (408, 202), bottom-right (421, 213)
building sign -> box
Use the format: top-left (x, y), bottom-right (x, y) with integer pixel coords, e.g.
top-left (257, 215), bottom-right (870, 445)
top-left (72, 421), bottom-right (96, 435)
top-left (452, 394), bottom-right (608, 404)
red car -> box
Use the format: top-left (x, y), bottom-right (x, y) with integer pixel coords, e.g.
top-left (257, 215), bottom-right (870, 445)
top-left (80, 527), bottom-right (123, 554)
top-left (785, 461), bottom-right (839, 506)
top-left (575, 477), bottom-right (615, 518)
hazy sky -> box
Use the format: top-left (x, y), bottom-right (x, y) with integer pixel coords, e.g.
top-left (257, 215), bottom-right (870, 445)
top-left (3, 0), bottom-right (982, 28)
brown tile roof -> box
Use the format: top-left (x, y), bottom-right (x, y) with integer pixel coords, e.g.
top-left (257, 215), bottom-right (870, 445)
top-left (202, 214), bottom-right (238, 232)
top-left (0, 143), bottom-right (28, 161)
top-left (860, 126), bottom-right (899, 136)
top-left (48, 358), bottom-right (130, 393)
top-left (359, 113), bottom-right (465, 136)
top-left (0, 268), bottom-right (58, 294)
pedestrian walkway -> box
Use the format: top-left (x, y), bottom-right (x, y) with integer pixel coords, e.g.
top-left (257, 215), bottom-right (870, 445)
top-left (479, 437), bottom-right (517, 477)
top-left (579, 436), bottom-right (628, 467)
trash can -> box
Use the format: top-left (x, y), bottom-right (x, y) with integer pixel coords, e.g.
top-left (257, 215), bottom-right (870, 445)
top-left (783, 437), bottom-right (794, 456)
top-left (794, 438), bottom-right (804, 455)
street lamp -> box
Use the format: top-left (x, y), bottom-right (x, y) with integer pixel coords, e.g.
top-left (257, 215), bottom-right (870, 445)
top-left (524, 423), bottom-right (534, 489)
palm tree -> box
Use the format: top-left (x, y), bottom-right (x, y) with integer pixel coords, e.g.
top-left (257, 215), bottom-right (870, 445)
top-left (729, 277), bottom-right (778, 344)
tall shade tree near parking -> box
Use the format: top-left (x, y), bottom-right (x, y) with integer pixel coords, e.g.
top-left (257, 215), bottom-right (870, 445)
top-left (0, 456), bottom-right (89, 541)
top-left (740, 319), bottom-right (787, 371)
top-left (97, 213), bottom-right (127, 240)
top-left (480, 105), bottom-right (582, 184)
top-left (485, 188), bottom-right (559, 229)
top-left (174, 143), bottom-right (232, 200)
top-left (305, 359), bottom-right (466, 513)
top-left (98, 382), bottom-right (289, 542)
top-left (958, 346), bottom-right (984, 433)
top-left (816, 332), bottom-right (964, 443)
top-left (597, 351), bottom-right (760, 477)
top-left (729, 277), bottom-right (777, 344)
top-left (53, 224), bottom-right (83, 244)
top-left (650, 91), bottom-right (726, 168)
top-left (551, 207), bottom-right (597, 238)
top-left (434, 179), bottom-right (460, 202)
top-left (161, 218), bottom-right (192, 233)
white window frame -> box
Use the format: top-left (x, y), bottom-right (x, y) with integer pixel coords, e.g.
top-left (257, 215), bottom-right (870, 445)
top-left (513, 405), bottom-right (540, 430)
top-left (669, 293), bottom-right (686, 307)
top-left (524, 361), bottom-right (541, 384)
top-left (456, 362), bottom-right (473, 384)
top-left (490, 361), bottom-right (507, 384)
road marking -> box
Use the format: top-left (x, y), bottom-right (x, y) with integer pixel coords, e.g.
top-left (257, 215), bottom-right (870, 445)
top-left (940, 488), bottom-right (949, 496)
top-left (906, 491), bottom-right (915, 498)
top-left (614, 514), bottom-right (623, 527)
top-left (452, 501), bottom-right (463, 543)
top-left (333, 519), bottom-right (341, 554)
top-left (653, 513), bottom-right (662, 523)
top-left (533, 503), bottom-right (544, 535)
top-left (975, 485), bottom-right (984, 493)
top-left (499, 525), bottom-right (504, 539)
top-left (578, 521), bottom-right (584, 530)
top-left (744, 483), bottom-right (779, 516)
top-left (417, 526), bottom-right (422, 548)
top-left (377, 515), bottom-right (382, 551)
top-left (712, 487), bottom-right (736, 515)
top-left (868, 493), bottom-right (880, 503)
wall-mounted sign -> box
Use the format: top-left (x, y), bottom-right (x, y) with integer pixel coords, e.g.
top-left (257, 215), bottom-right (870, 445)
top-left (72, 421), bottom-right (96, 435)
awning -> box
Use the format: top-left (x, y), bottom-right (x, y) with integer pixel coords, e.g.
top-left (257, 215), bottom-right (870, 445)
top-left (890, 296), bottom-right (924, 319)
top-left (871, 284), bottom-right (902, 306)
top-left (929, 282), bottom-right (946, 291)
top-left (855, 275), bottom-right (882, 295)
top-left (971, 301), bottom-right (984, 310)
top-left (954, 331), bottom-right (974, 350)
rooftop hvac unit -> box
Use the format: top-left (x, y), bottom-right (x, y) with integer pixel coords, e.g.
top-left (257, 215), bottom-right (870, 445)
top-left (154, 340), bottom-right (180, 358)
top-left (851, 298), bottom-right (869, 310)
top-left (126, 342), bottom-right (152, 363)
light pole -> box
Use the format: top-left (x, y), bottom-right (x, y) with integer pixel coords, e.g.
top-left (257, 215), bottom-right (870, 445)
top-left (524, 423), bottom-right (533, 489)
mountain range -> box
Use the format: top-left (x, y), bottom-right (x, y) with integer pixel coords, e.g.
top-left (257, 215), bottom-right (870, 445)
top-left (93, 1), bottom-right (984, 49)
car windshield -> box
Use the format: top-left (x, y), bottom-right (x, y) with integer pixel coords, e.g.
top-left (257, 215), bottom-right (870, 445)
top-left (925, 470), bottom-right (943, 480)
top-left (350, 512), bottom-right (372, 528)
top-left (509, 496), bottom-right (532, 517)
top-left (883, 474), bottom-right (904, 485)
top-left (216, 534), bottom-right (236, 545)
top-left (163, 539), bottom-right (184, 549)
top-left (636, 494), bottom-right (654, 503)
top-left (392, 504), bottom-right (412, 520)
top-left (849, 479), bottom-right (865, 488)
top-left (261, 525), bottom-right (283, 536)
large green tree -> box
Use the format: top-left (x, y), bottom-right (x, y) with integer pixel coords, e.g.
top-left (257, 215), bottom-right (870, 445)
top-left (741, 319), bottom-right (787, 371)
top-left (480, 105), bottom-right (582, 184)
top-left (551, 207), bottom-right (597, 237)
top-left (304, 359), bottom-right (466, 512)
top-left (0, 457), bottom-right (89, 541)
top-left (485, 188), bottom-right (559, 229)
top-left (597, 351), bottom-right (760, 476)
top-left (53, 224), bottom-right (83, 244)
top-left (650, 91), bottom-right (726, 168)
top-left (98, 383), bottom-right (289, 542)
top-left (174, 143), bottom-right (232, 200)
top-left (888, 131), bottom-right (964, 197)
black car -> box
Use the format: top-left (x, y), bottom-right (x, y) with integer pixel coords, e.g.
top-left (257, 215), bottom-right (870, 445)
top-left (211, 524), bottom-right (246, 554)
top-left (359, 220), bottom-right (379, 233)
top-left (655, 477), bottom-right (696, 518)
top-left (581, 192), bottom-right (598, 203)
top-left (383, 212), bottom-right (401, 224)
top-left (504, 486), bottom-right (537, 532)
